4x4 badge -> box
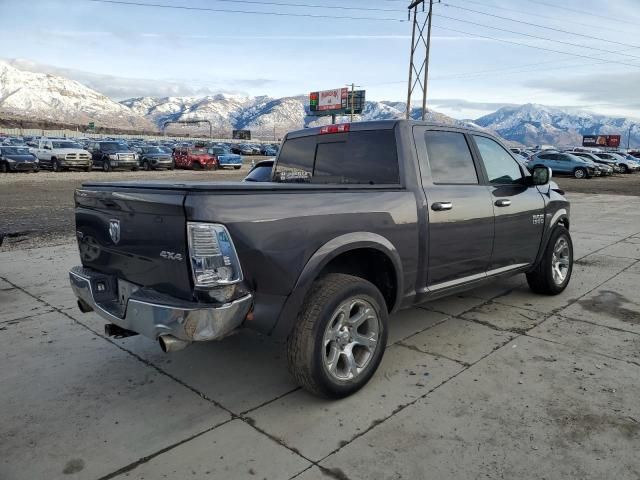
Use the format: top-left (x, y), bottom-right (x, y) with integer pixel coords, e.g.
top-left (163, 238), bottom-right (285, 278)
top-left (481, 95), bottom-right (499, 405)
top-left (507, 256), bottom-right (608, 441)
top-left (109, 219), bottom-right (121, 244)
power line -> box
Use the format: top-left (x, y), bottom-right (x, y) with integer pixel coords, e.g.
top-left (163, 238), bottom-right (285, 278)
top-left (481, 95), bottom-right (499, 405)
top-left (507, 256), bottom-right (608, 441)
top-left (523, 0), bottom-right (640, 28)
top-left (449, 0), bottom-right (636, 35)
top-left (439, 2), bottom-right (640, 50)
top-left (87, 0), bottom-right (406, 21)
top-left (162, 0), bottom-right (404, 13)
top-left (430, 24), bottom-right (640, 70)
top-left (434, 13), bottom-right (640, 61)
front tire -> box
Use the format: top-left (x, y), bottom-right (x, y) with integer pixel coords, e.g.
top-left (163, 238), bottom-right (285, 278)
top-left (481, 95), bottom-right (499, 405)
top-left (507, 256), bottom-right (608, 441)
top-left (620, 164), bottom-right (629, 174)
top-left (52, 159), bottom-right (61, 172)
top-left (286, 273), bottom-right (388, 398)
top-left (102, 159), bottom-right (111, 172)
top-left (527, 226), bottom-right (573, 295)
top-left (1, 163), bottom-right (7, 173)
top-left (142, 160), bottom-right (151, 171)
top-left (234, 165), bottom-right (241, 170)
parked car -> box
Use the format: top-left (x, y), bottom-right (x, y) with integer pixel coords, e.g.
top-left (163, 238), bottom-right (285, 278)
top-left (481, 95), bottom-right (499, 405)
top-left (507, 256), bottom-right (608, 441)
top-left (2, 137), bottom-right (25, 146)
top-left (231, 143), bottom-right (256, 155)
top-left (260, 144), bottom-right (278, 156)
top-left (594, 152), bottom-right (639, 174)
top-left (69, 120), bottom-right (573, 398)
top-left (0, 146), bottom-right (39, 172)
top-left (33, 139), bottom-right (92, 172)
top-left (173, 146), bottom-right (218, 170)
top-left (88, 141), bottom-right (138, 171)
top-left (528, 151), bottom-right (599, 178)
top-left (243, 159), bottom-right (274, 182)
top-left (207, 146), bottom-right (242, 169)
top-left (137, 146), bottom-right (174, 170)
top-left (571, 151), bottom-right (617, 174)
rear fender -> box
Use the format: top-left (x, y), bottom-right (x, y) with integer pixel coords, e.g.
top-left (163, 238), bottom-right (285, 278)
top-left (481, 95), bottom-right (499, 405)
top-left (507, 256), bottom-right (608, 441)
top-left (269, 232), bottom-right (403, 339)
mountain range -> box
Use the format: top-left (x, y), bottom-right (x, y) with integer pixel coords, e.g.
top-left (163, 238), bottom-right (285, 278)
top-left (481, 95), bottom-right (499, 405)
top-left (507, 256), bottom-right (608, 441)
top-left (1, 60), bottom-right (637, 147)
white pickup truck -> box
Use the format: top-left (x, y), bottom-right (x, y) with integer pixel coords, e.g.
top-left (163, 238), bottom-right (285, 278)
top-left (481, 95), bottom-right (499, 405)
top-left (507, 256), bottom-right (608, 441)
top-left (33, 139), bottom-right (93, 172)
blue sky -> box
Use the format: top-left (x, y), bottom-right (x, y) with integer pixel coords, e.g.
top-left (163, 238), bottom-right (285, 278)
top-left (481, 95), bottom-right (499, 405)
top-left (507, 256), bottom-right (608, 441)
top-left (1, 0), bottom-right (640, 119)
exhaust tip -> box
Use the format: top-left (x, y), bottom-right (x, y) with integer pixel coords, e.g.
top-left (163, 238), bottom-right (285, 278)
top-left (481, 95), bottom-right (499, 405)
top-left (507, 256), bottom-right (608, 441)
top-left (159, 335), bottom-right (190, 353)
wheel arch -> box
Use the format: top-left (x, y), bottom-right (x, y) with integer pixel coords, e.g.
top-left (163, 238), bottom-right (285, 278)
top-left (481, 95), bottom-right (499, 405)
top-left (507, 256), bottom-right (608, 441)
top-left (531, 208), bottom-right (569, 269)
top-left (269, 232), bottom-right (403, 339)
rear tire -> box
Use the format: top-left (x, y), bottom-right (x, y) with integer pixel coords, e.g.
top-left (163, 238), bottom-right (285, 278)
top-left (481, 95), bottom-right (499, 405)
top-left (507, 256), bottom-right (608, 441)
top-left (234, 165), bottom-right (241, 170)
top-left (1, 163), bottom-right (8, 173)
top-left (573, 167), bottom-right (586, 179)
top-left (286, 273), bottom-right (388, 398)
top-left (527, 226), bottom-right (573, 295)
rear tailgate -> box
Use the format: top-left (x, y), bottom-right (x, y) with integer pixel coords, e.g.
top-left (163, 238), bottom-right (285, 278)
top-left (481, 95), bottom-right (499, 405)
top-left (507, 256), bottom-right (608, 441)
top-left (74, 186), bottom-right (193, 300)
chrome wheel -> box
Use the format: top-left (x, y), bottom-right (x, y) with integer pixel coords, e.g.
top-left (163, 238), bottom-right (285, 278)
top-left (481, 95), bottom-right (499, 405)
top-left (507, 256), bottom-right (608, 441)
top-left (322, 297), bottom-right (380, 381)
top-left (551, 237), bottom-right (571, 285)
top-left (574, 168), bottom-right (585, 179)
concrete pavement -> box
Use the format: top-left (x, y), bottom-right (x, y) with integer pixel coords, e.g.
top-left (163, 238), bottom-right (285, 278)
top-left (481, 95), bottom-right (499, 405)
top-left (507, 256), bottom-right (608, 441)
top-left (1, 192), bottom-right (639, 480)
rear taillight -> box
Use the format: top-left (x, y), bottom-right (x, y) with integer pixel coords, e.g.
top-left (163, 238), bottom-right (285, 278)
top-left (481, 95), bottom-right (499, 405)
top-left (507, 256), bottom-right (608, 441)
top-left (187, 222), bottom-right (243, 288)
top-left (320, 124), bottom-right (350, 135)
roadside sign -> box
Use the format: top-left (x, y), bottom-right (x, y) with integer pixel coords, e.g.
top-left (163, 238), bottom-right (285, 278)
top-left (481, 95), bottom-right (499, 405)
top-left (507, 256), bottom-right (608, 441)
top-left (309, 89), bottom-right (365, 116)
top-left (88, 122), bottom-right (95, 129)
top-left (582, 135), bottom-right (621, 148)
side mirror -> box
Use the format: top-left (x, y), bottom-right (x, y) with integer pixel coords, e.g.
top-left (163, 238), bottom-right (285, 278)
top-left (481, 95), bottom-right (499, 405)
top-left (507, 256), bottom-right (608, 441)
top-left (532, 166), bottom-right (551, 186)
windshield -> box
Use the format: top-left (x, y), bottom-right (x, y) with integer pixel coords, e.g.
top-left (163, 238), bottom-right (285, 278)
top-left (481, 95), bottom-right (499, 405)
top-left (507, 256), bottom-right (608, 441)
top-left (143, 147), bottom-right (164, 154)
top-left (52, 141), bottom-right (81, 149)
top-left (1, 147), bottom-right (32, 155)
top-left (208, 147), bottom-right (227, 155)
top-left (101, 142), bottom-right (130, 152)
top-left (190, 148), bottom-right (207, 155)
top-left (245, 163), bottom-right (273, 182)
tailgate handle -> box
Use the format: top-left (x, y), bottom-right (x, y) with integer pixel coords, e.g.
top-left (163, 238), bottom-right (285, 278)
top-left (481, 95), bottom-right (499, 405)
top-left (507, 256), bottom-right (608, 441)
top-left (431, 202), bottom-right (453, 211)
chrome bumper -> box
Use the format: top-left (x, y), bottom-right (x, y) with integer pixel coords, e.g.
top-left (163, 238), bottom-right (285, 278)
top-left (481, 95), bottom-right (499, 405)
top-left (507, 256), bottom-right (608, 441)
top-left (69, 266), bottom-right (252, 344)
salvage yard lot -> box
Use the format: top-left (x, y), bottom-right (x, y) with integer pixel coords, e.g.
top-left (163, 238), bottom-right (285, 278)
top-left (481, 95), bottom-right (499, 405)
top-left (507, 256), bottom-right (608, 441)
top-left (0, 164), bottom-right (639, 251)
top-left (1, 192), bottom-right (640, 480)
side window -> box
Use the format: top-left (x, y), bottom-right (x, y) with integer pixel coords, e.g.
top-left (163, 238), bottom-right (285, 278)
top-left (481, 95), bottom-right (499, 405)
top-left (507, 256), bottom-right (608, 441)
top-left (473, 135), bottom-right (523, 185)
top-left (424, 131), bottom-right (478, 184)
top-left (538, 154), bottom-right (552, 160)
top-left (555, 154), bottom-right (568, 162)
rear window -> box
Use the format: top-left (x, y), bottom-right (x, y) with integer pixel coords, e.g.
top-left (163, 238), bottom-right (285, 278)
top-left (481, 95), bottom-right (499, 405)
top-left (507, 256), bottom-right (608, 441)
top-left (273, 130), bottom-right (399, 185)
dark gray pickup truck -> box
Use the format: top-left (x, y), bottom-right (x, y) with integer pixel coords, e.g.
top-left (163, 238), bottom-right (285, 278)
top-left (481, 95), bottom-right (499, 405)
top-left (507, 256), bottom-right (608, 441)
top-left (70, 120), bottom-right (573, 398)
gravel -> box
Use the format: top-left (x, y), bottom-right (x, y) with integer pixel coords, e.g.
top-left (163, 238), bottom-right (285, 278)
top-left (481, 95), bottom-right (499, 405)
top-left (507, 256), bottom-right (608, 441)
top-left (1, 165), bottom-right (638, 251)
top-left (0, 164), bottom-right (251, 251)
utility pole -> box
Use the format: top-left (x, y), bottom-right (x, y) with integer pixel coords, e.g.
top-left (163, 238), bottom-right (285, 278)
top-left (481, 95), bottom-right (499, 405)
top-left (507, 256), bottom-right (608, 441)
top-left (406, 0), bottom-right (435, 120)
top-left (346, 83), bottom-right (361, 122)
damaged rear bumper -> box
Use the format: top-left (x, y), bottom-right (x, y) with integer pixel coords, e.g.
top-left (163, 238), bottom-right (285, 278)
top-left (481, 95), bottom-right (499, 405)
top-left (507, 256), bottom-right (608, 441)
top-left (69, 266), bottom-right (253, 348)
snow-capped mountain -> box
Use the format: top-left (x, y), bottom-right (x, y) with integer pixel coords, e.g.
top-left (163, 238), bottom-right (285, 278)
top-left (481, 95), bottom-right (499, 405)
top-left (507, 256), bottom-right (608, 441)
top-left (121, 95), bottom-right (461, 137)
top-left (475, 104), bottom-right (639, 147)
top-left (0, 60), bottom-right (153, 130)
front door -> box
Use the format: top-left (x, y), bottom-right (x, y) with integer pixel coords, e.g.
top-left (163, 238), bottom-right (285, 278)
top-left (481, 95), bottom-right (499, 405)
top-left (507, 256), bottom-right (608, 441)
top-left (414, 128), bottom-right (495, 290)
top-left (471, 134), bottom-right (545, 270)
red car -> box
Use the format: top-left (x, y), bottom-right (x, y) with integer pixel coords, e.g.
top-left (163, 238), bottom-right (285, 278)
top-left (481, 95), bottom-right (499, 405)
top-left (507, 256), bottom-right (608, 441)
top-left (173, 147), bottom-right (218, 170)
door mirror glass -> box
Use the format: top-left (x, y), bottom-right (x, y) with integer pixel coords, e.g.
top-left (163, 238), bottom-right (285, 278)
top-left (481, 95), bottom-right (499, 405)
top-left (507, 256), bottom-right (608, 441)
top-left (532, 166), bottom-right (551, 185)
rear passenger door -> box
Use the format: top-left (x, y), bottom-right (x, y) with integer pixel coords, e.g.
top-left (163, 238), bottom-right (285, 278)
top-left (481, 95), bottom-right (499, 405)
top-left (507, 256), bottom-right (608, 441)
top-left (471, 134), bottom-right (545, 270)
top-left (413, 128), bottom-right (495, 289)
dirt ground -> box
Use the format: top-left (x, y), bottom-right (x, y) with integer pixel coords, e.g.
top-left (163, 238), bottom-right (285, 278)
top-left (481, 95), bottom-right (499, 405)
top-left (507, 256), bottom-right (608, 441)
top-left (0, 163), bottom-right (252, 250)
top-left (1, 166), bottom-right (638, 251)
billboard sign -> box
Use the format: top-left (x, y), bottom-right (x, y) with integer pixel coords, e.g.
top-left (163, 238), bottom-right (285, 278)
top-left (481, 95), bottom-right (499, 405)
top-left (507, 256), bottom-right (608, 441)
top-left (310, 89), bottom-right (365, 115)
top-left (582, 134), bottom-right (621, 148)
top-left (232, 129), bottom-right (251, 140)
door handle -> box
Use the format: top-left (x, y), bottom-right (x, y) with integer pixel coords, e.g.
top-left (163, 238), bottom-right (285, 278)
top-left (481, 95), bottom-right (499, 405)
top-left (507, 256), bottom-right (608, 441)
top-left (431, 202), bottom-right (453, 211)
top-left (495, 199), bottom-right (511, 207)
